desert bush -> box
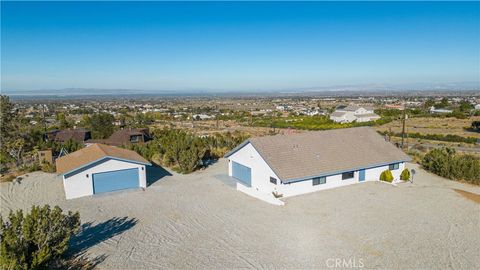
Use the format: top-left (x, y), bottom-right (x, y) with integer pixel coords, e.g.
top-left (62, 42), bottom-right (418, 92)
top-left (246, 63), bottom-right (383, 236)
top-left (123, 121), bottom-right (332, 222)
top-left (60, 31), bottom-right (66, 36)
top-left (40, 161), bottom-right (55, 173)
top-left (129, 129), bottom-right (249, 173)
top-left (0, 205), bottom-right (80, 270)
top-left (400, 168), bottom-right (410, 181)
top-left (378, 131), bottom-right (477, 144)
top-left (379, 170), bottom-right (394, 183)
top-left (422, 147), bottom-right (480, 185)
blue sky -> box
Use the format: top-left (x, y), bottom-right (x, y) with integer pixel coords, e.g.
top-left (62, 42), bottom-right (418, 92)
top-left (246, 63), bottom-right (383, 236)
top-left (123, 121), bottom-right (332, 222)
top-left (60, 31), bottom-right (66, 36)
top-left (1, 1), bottom-right (479, 91)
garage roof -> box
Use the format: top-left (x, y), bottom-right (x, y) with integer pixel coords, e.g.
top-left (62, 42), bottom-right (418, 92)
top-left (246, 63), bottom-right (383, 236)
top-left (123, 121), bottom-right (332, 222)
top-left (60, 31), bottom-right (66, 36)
top-left (225, 127), bottom-right (410, 182)
top-left (56, 143), bottom-right (151, 174)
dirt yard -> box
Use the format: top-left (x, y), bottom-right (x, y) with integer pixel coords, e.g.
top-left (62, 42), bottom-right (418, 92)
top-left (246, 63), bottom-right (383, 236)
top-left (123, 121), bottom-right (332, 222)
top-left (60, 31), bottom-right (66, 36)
top-left (376, 116), bottom-right (480, 138)
top-left (1, 160), bottom-right (479, 269)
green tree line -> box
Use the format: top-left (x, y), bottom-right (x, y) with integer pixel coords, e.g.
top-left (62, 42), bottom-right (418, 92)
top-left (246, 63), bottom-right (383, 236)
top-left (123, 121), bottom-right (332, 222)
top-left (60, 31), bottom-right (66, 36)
top-left (128, 129), bottom-right (249, 173)
top-left (422, 147), bottom-right (480, 185)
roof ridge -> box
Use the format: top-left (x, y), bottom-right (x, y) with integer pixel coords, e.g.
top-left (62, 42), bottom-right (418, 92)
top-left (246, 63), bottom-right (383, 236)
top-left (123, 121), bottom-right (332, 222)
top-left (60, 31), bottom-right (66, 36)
top-left (93, 143), bottom-right (109, 155)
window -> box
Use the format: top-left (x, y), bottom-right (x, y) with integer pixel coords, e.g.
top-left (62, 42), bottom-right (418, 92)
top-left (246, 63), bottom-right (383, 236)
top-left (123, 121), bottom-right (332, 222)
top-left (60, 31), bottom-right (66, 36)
top-left (270, 177), bottom-right (277, 185)
top-left (312, 176), bottom-right (326, 186)
top-left (342, 171), bottom-right (354, 180)
top-left (389, 163), bottom-right (399, 170)
top-left (130, 135), bottom-right (142, 143)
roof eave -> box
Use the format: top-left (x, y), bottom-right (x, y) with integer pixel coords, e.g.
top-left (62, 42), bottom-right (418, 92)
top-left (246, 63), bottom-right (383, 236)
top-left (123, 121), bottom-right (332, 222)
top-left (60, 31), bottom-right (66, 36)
top-left (223, 139), bottom-right (251, 158)
top-left (61, 156), bottom-right (152, 177)
top-left (281, 157), bottom-right (411, 184)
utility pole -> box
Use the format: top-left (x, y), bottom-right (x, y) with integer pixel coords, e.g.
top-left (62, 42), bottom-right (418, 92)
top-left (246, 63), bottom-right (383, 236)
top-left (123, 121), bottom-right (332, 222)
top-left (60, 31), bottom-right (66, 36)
top-left (401, 99), bottom-right (407, 149)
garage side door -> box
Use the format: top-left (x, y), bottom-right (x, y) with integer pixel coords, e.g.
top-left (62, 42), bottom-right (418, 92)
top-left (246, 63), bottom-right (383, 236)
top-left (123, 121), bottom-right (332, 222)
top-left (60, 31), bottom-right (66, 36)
top-left (232, 161), bottom-right (251, 187)
top-left (93, 168), bottom-right (139, 194)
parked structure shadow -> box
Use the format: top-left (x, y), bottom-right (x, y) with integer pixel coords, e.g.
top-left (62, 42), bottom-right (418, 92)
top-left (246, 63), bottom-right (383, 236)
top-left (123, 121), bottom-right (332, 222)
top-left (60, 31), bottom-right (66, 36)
top-left (70, 217), bottom-right (138, 254)
top-left (146, 163), bottom-right (172, 186)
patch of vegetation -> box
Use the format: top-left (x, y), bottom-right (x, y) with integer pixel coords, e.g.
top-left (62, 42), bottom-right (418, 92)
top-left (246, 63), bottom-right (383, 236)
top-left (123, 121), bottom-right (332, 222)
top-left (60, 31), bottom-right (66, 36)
top-left (379, 170), bottom-right (394, 183)
top-left (422, 147), bottom-right (480, 185)
top-left (251, 115), bottom-right (393, 131)
top-left (0, 205), bottom-right (80, 270)
top-left (129, 129), bottom-right (249, 173)
top-left (400, 168), bottom-right (410, 181)
top-left (379, 131), bottom-right (477, 144)
top-left (81, 112), bottom-right (115, 139)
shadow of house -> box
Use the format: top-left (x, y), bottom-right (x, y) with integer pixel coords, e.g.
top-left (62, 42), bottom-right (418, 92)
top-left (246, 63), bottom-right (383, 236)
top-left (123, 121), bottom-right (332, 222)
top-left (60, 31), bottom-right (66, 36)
top-left (69, 217), bottom-right (138, 255)
top-left (146, 164), bottom-right (172, 186)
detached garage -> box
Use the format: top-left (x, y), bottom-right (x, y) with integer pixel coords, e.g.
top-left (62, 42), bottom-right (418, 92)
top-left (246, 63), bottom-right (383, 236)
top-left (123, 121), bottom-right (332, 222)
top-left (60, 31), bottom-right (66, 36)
top-left (56, 143), bottom-right (151, 199)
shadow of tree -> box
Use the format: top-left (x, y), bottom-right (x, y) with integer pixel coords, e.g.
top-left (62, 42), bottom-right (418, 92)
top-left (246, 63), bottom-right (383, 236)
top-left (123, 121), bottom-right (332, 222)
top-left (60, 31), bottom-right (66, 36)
top-left (61, 252), bottom-right (108, 270)
top-left (69, 217), bottom-right (138, 255)
top-left (146, 163), bottom-right (172, 186)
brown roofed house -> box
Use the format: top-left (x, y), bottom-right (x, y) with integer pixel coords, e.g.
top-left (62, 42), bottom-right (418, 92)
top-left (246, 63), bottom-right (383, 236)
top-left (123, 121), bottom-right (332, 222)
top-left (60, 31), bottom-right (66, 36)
top-left (52, 128), bottom-right (92, 144)
top-left (87, 128), bottom-right (151, 146)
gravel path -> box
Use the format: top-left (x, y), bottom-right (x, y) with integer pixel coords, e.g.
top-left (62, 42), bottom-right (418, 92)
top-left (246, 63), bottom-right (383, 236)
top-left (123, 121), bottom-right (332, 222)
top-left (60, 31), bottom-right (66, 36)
top-left (1, 160), bottom-right (479, 269)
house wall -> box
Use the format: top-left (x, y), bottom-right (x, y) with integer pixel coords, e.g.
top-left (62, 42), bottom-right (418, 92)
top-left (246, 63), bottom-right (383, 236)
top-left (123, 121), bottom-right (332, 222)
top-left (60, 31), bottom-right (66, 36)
top-left (63, 158), bottom-right (146, 200)
top-left (228, 143), bottom-right (281, 195)
top-left (330, 112), bottom-right (356, 123)
top-left (278, 162), bottom-right (405, 197)
top-left (228, 143), bottom-right (405, 200)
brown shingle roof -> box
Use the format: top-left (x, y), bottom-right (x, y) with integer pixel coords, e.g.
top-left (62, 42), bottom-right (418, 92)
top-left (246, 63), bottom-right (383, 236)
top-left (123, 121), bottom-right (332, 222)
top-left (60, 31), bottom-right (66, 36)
top-left (54, 128), bottom-right (91, 143)
top-left (86, 128), bottom-right (150, 146)
top-left (56, 143), bottom-right (150, 174)
top-left (241, 127), bottom-right (410, 182)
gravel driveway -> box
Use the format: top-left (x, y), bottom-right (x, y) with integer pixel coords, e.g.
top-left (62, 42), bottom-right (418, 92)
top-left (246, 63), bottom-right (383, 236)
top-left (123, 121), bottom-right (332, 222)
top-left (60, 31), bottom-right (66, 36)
top-left (1, 159), bottom-right (479, 269)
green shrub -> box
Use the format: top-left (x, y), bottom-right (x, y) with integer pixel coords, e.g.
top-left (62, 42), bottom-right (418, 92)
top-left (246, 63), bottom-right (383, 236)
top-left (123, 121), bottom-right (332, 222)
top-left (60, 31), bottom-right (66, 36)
top-left (40, 161), bottom-right (55, 173)
top-left (422, 147), bottom-right (480, 185)
top-left (0, 205), bottom-right (80, 270)
top-left (400, 168), bottom-right (410, 181)
top-left (379, 170), bottom-right (394, 183)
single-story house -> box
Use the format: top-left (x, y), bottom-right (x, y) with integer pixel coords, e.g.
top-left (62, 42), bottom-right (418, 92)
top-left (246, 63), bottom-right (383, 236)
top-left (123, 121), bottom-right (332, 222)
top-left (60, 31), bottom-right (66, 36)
top-left (49, 128), bottom-right (92, 144)
top-left (225, 127), bottom-right (410, 201)
top-left (87, 128), bottom-right (151, 146)
top-left (56, 143), bottom-right (151, 199)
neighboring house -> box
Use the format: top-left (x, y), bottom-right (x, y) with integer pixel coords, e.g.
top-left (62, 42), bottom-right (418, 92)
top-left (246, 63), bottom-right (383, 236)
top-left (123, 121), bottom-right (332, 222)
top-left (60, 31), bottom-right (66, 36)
top-left (192, 114), bottom-right (214, 120)
top-left (429, 106), bottom-right (453, 114)
top-left (329, 105), bottom-right (380, 123)
top-left (87, 128), bottom-right (151, 146)
top-left (56, 143), bottom-right (151, 199)
top-left (48, 128), bottom-right (92, 144)
top-left (225, 127), bottom-right (410, 203)
top-left (474, 104), bottom-right (480, 110)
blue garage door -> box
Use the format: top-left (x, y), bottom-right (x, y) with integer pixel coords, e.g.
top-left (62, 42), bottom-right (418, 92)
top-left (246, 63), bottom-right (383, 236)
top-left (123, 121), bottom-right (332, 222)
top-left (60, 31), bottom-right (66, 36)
top-left (232, 161), bottom-right (251, 187)
top-left (93, 168), bottom-right (139, 194)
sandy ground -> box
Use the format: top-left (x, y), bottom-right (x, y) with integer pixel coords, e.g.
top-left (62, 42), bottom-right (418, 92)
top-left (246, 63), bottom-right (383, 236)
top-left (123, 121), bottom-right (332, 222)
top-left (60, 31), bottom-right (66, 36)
top-left (1, 160), bottom-right (479, 269)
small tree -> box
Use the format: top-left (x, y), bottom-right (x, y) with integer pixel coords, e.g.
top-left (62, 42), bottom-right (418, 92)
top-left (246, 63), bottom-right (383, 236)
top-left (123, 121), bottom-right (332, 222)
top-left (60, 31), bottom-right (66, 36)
top-left (0, 205), bottom-right (80, 270)
top-left (379, 169), bottom-right (394, 183)
top-left (400, 168), bottom-right (410, 181)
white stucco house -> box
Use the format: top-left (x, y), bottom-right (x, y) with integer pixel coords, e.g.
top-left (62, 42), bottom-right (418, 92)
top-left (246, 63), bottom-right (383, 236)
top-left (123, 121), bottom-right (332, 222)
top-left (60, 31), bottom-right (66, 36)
top-left (429, 106), bottom-right (453, 114)
top-left (329, 105), bottom-right (380, 123)
top-left (225, 127), bottom-right (410, 204)
top-left (56, 143), bottom-right (151, 199)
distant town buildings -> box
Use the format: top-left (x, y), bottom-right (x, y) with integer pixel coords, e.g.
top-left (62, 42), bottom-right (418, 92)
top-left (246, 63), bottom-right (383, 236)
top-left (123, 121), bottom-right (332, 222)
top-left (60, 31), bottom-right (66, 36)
top-left (329, 104), bottom-right (380, 123)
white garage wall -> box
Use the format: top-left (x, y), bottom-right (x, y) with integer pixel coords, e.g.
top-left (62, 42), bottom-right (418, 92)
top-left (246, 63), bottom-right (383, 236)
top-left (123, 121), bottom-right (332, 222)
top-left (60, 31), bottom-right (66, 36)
top-left (228, 143), bottom-right (281, 195)
top-left (63, 158), bottom-right (147, 200)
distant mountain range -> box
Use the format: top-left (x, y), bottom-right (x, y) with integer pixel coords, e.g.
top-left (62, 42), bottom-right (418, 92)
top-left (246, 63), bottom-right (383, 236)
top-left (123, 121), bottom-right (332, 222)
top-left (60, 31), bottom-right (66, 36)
top-left (2, 81), bottom-right (479, 97)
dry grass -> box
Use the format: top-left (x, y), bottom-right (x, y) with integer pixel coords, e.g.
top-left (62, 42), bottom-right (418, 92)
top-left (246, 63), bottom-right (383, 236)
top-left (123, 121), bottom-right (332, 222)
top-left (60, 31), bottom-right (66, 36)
top-left (453, 189), bottom-right (480, 204)
top-left (376, 116), bottom-right (480, 138)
